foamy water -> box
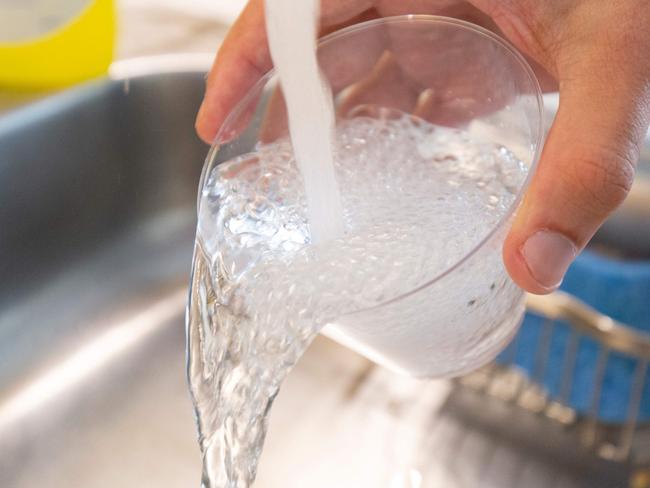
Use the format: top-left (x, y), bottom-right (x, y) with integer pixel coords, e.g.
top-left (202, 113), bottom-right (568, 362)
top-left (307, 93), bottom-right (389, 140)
top-left (187, 115), bottom-right (527, 487)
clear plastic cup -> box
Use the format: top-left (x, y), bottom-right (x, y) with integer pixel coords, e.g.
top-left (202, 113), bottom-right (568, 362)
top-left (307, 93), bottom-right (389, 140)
top-left (199, 15), bottom-right (544, 378)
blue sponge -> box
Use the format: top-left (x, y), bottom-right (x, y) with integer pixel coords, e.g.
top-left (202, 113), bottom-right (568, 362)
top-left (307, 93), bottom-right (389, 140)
top-left (498, 250), bottom-right (650, 422)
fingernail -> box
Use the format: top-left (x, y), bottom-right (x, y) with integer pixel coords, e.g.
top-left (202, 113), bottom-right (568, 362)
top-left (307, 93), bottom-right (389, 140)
top-left (521, 230), bottom-right (577, 290)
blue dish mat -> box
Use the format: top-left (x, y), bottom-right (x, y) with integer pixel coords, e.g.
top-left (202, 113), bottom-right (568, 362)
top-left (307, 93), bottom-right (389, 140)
top-left (497, 250), bottom-right (650, 422)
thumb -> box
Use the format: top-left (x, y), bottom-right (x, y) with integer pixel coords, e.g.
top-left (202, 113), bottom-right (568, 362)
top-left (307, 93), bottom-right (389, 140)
top-left (504, 64), bottom-right (650, 294)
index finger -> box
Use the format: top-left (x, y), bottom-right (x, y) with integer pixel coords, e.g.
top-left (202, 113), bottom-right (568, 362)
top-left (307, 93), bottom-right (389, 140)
top-left (195, 0), bottom-right (375, 144)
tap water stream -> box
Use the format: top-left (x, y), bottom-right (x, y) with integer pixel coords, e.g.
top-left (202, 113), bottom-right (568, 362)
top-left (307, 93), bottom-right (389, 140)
top-left (264, 0), bottom-right (344, 244)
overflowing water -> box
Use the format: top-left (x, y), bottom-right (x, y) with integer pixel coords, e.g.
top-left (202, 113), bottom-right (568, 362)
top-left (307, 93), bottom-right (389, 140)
top-left (187, 114), bottom-right (528, 487)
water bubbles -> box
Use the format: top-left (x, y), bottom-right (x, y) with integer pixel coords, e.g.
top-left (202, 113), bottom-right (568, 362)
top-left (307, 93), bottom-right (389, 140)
top-left (189, 114), bottom-right (528, 488)
top-left (352, 136), bottom-right (367, 145)
top-left (245, 196), bottom-right (275, 220)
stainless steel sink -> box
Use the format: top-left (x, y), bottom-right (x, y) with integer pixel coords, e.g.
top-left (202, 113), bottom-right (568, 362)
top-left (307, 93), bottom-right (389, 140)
top-left (0, 60), bottom-right (645, 488)
top-left (0, 69), bottom-right (207, 487)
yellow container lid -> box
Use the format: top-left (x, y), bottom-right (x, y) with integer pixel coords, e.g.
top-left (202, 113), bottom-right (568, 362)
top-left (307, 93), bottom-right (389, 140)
top-left (0, 0), bottom-right (115, 90)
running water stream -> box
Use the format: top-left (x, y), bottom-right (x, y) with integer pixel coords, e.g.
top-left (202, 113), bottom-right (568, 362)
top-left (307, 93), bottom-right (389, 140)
top-left (264, 0), bottom-right (344, 243)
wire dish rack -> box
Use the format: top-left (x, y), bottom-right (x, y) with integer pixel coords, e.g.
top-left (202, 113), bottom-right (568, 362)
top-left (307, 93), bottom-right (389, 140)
top-left (458, 291), bottom-right (650, 486)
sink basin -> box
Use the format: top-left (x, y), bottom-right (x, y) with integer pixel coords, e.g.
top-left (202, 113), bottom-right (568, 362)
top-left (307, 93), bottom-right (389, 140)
top-left (0, 60), bottom-right (641, 487)
top-left (0, 69), bottom-right (207, 487)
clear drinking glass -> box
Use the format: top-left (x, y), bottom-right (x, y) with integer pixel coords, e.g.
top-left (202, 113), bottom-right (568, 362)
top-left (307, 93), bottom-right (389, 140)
top-left (199, 15), bottom-right (544, 378)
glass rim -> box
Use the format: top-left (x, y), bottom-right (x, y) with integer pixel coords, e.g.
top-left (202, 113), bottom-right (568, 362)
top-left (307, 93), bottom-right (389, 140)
top-left (208, 14), bottom-right (545, 313)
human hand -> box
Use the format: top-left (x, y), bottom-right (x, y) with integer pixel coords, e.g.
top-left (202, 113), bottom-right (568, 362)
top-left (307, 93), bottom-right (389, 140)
top-left (195, 0), bottom-right (650, 294)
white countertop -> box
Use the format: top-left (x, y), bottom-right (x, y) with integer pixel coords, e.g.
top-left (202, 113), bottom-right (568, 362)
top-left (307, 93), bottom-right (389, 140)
top-left (116, 0), bottom-right (246, 59)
